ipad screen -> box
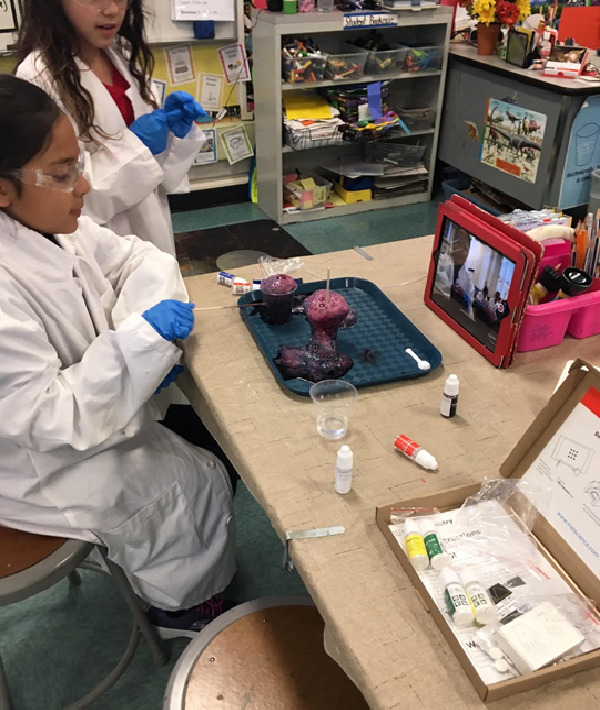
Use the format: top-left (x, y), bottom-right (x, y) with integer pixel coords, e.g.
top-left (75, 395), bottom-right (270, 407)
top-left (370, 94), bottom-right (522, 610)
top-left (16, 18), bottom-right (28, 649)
top-left (431, 216), bottom-right (516, 354)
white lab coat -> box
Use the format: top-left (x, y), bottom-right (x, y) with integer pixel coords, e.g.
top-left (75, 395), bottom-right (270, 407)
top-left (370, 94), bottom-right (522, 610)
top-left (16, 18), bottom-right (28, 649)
top-left (16, 47), bottom-right (205, 255)
top-left (0, 212), bottom-right (235, 610)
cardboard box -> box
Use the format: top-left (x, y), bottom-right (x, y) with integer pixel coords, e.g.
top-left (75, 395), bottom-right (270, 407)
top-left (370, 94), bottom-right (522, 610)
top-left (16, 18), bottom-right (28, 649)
top-left (376, 360), bottom-right (600, 702)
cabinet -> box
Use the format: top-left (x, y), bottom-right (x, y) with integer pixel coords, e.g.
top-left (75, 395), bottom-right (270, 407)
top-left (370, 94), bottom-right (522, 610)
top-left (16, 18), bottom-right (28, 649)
top-left (253, 8), bottom-right (452, 225)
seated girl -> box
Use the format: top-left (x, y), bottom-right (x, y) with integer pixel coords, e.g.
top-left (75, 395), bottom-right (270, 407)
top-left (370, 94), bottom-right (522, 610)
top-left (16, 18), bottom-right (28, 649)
top-left (0, 75), bottom-right (235, 638)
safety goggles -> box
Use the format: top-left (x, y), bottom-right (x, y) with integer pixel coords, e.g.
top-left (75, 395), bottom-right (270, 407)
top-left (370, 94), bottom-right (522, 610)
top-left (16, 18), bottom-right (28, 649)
top-left (7, 150), bottom-right (86, 194)
top-left (73, 0), bottom-right (131, 10)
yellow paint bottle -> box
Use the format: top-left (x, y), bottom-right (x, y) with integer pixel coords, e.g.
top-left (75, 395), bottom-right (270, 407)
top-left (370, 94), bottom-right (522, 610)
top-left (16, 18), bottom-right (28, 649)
top-left (404, 517), bottom-right (429, 571)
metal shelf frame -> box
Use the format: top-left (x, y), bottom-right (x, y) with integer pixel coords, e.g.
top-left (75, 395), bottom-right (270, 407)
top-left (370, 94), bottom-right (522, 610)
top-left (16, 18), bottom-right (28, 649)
top-left (253, 8), bottom-right (452, 224)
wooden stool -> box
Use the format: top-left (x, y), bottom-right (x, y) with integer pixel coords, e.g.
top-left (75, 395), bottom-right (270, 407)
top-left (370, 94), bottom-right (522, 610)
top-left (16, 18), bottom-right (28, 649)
top-left (164, 596), bottom-right (369, 710)
top-left (0, 525), bottom-right (168, 710)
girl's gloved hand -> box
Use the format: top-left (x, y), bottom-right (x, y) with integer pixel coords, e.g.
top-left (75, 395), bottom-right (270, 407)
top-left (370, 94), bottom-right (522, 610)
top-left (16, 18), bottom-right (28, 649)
top-left (155, 364), bottom-right (184, 394)
top-left (164, 91), bottom-right (206, 138)
top-left (142, 300), bottom-right (195, 341)
top-left (129, 109), bottom-right (169, 154)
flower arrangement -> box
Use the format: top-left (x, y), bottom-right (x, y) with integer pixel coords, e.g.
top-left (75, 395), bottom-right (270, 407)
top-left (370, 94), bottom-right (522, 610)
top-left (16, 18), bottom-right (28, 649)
top-left (462, 0), bottom-right (531, 26)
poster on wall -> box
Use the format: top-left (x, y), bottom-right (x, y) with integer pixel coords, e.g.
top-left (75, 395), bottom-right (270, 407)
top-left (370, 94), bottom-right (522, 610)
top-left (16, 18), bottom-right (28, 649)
top-left (199, 74), bottom-right (223, 112)
top-left (480, 99), bottom-right (547, 184)
top-left (220, 125), bottom-right (253, 165)
top-left (151, 79), bottom-right (166, 107)
top-left (217, 43), bottom-right (251, 84)
top-left (0, 0), bottom-right (18, 32)
top-left (164, 45), bottom-right (196, 86)
top-left (559, 96), bottom-right (600, 209)
top-left (193, 129), bottom-right (217, 165)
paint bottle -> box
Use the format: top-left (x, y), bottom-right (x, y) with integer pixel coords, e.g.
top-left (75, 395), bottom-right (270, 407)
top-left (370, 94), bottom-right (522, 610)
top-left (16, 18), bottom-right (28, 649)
top-left (217, 271), bottom-right (235, 287)
top-left (232, 277), bottom-right (251, 295)
top-left (419, 520), bottom-right (451, 569)
top-left (393, 435), bottom-right (438, 471)
top-left (441, 567), bottom-right (474, 627)
top-left (403, 517), bottom-right (429, 571)
top-left (440, 374), bottom-right (459, 418)
top-left (459, 569), bottom-right (496, 625)
top-left (334, 445), bottom-right (353, 495)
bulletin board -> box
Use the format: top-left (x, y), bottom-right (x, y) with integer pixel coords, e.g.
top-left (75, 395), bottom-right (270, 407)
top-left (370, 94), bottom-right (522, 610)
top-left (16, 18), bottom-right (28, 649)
top-left (145, 0), bottom-right (237, 44)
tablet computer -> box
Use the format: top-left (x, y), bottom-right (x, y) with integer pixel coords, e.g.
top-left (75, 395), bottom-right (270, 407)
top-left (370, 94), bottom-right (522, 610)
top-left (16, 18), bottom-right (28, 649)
top-left (425, 200), bottom-right (534, 368)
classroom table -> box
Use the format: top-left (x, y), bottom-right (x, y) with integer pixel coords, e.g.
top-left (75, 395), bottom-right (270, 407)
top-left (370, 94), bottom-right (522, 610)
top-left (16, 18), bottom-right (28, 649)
top-left (180, 237), bottom-right (600, 710)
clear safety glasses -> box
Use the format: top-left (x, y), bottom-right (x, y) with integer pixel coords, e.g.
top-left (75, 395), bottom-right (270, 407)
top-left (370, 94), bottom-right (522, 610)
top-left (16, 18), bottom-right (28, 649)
top-left (8, 150), bottom-right (86, 194)
top-left (74, 0), bottom-right (131, 9)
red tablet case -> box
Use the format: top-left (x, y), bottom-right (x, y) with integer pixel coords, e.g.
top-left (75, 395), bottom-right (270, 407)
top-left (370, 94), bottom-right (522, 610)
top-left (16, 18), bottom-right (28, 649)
top-left (425, 196), bottom-right (540, 368)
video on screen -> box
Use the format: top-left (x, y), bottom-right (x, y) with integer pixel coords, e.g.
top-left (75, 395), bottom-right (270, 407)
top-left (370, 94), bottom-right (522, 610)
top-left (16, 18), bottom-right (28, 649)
top-left (431, 217), bottom-right (516, 353)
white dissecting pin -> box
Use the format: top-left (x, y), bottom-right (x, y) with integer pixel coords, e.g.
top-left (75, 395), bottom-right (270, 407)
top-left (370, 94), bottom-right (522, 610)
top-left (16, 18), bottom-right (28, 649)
top-left (405, 348), bottom-right (431, 371)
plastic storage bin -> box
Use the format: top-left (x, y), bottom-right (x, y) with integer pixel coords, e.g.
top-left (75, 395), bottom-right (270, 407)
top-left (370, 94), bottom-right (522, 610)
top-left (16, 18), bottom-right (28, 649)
top-left (365, 44), bottom-right (409, 76)
top-left (324, 83), bottom-right (389, 122)
top-left (319, 41), bottom-right (369, 80)
top-left (404, 44), bottom-right (443, 72)
top-left (365, 141), bottom-right (427, 167)
top-left (283, 174), bottom-right (333, 210)
top-left (516, 278), bottom-right (600, 352)
top-left (397, 107), bottom-right (436, 132)
top-left (282, 52), bottom-right (327, 84)
top-left (441, 177), bottom-right (502, 216)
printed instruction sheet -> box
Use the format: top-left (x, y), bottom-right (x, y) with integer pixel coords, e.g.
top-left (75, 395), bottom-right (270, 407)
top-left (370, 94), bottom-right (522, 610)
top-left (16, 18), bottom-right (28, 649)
top-left (522, 386), bottom-right (600, 579)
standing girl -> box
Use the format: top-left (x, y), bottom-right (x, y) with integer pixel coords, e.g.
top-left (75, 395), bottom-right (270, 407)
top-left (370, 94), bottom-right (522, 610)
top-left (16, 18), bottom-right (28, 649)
top-left (15, 0), bottom-right (205, 255)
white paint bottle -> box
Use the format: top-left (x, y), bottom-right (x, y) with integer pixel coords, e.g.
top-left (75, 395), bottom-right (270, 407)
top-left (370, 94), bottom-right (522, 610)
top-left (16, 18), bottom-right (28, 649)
top-left (441, 567), bottom-right (474, 627)
top-left (440, 373), bottom-right (459, 418)
top-left (459, 569), bottom-right (496, 625)
top-left (334, 445), bottom-right (353, 495)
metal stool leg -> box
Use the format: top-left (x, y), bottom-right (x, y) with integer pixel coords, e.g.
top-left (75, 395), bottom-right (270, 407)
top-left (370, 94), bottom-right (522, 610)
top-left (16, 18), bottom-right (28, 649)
top-left (68, 570), bottom-right (82, 587)
top-left (0, 652), bottom-right (15, 710)
top-left (99, 549), bottom-right (168, 667)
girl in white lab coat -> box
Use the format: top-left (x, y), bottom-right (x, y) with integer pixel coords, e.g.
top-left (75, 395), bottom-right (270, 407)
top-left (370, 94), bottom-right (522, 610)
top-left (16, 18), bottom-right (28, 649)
top-left (15, 0), bottom-right (205, 255)
top-left (0, 75), bottom-right (235, 638)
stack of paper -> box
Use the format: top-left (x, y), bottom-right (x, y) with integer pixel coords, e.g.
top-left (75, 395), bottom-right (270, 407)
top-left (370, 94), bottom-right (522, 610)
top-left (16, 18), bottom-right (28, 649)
top-left (373, 163), bottom-right (429, 198)
top-left (283, 92), bottom-right (344, 150)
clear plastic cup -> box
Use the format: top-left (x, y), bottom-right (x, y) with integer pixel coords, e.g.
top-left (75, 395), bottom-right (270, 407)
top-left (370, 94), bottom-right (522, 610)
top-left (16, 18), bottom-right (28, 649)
top-left (261, 273), bottom-right (298, 326)
top-left (310, 380), bottom-right (357, 440)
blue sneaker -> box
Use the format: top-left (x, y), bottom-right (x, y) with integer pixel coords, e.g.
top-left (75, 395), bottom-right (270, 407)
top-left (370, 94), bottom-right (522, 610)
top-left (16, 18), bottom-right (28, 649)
top-left (148, 593), bottom-right (237, 639)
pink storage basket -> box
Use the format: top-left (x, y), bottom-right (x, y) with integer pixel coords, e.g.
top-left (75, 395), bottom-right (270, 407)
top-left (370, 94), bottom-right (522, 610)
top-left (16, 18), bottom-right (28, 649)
top-left (536, 238), bottom-right (572, 279)
top-left (517, 278), bottom-right (600, 352)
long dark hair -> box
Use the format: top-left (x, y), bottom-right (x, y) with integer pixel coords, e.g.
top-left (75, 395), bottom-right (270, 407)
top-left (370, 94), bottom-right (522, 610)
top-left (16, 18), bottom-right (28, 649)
top-left (15, 0), bottom-right (157, 141)
top-left (0, 75), bottom-right (60, 192)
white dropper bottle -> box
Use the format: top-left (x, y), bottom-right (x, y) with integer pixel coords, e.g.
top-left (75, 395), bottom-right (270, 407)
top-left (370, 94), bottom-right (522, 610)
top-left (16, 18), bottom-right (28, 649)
top-left (334, 445), bottom-right (353, 495)
top-left (440, 374), bottom-right (459, 418)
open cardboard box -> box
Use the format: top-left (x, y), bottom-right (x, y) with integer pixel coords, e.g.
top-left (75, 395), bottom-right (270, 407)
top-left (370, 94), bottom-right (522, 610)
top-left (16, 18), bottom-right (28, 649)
top-left (376, 359), bottom-right (600, 702)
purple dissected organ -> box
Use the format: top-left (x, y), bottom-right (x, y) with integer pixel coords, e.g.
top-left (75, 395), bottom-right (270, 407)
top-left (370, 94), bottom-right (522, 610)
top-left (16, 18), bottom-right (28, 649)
top-left (274, 289), bottom-right (356, 382)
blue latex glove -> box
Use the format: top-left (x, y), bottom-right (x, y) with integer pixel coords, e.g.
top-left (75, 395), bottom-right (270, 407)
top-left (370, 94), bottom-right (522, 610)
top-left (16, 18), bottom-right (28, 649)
top-left (142, 300), bottom-right (195, 341)
top-left (164, 91), bottom-right (206, 139)
top-left (155, 364), bottom-right (184, 394)
top-left (129, 109), bottom-right (169, 155)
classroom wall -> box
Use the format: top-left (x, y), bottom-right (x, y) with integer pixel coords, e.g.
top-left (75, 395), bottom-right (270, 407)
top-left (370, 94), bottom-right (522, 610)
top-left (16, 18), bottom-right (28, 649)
top-left (0, 55), bottom-right (16, 74)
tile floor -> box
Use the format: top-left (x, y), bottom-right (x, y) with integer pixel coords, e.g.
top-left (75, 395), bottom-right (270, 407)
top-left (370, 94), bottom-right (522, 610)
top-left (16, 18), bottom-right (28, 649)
top-left (172, 197), bottom-right (442, 270)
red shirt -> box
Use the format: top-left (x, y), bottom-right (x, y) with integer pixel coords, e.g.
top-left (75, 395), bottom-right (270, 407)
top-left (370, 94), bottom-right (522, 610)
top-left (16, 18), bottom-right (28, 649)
top-left (103, 63), bottom-right (135, 127)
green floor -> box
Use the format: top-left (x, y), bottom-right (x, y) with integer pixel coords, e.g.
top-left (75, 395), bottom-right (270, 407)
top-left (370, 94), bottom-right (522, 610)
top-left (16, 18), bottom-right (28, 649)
top-left (171, 199), bottom-right (441, 254)
top-left (2, 197), bottom-right (438, 710)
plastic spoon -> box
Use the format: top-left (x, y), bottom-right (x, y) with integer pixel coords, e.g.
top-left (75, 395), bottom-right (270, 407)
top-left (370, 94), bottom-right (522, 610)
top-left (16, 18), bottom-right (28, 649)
top-left (405, 348), bottom-right (430, 371)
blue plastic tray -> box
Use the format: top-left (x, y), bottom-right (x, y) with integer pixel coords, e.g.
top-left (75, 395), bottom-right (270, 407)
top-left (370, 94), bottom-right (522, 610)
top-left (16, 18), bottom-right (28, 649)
top-left (238, 277), bottom-right (442, 396)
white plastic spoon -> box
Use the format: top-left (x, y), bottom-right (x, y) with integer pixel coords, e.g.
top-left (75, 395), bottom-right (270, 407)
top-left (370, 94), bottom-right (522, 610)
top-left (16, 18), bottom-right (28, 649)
top-left (405, 348), bottom-right (431, 371)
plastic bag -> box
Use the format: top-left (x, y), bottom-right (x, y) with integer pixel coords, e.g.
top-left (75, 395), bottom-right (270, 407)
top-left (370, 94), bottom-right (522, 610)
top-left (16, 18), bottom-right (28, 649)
top-left (258, 255), bottom-right (304, 278)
